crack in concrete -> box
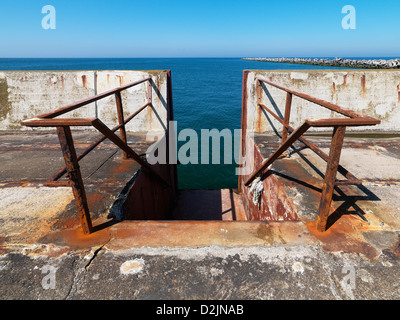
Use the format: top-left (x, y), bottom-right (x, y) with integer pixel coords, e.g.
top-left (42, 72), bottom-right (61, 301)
top-left (64, 256), bottom-right (81, 300)
top-left (64, 245), bottom-right (105, 299)
top-left (85, 245), bottom-right (105, 270)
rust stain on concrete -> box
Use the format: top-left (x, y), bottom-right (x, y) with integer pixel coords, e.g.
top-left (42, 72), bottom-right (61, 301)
top-left (105, 221), bottom-right (316, 250)
top-left (397, 84), bottom-right (400, 102)
top-left (306, 219), bottom-right (379, 261)
top-left (41, 227), bottom-right (111, 250)
top-left (86, 193), bottom-right (106, 207)
top-left (256, 223), bottom-right (275, 245)
top-left (361, 74), bottom-right (366, 95)
top-left (116, 75), bottom-right (123, 87)
top-left (332, 82), bottom-right (336, 100)
top-left (147, 105), bottom-right (153, 130)
top-left (110, 160), bottom-right (135, 173)
top-left (256, 103), bottom-right (262, 132)
top-left (81, 75), bottom-right (87, 88)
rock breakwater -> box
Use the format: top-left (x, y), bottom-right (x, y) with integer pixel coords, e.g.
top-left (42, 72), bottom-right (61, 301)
top-left (243, 57), bottom-right (400, 69)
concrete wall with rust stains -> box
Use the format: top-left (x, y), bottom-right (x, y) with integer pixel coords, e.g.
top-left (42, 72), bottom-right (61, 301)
top-left (0, 70), bottom-right (168, 133)
top-left (244, 70), bottom-right (400, 133)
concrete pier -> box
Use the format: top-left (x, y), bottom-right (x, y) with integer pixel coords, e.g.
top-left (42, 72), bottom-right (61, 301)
top-left (1, 131), bottom-right (400, 300)
top-left (1, 69), bottom-right (400, 300)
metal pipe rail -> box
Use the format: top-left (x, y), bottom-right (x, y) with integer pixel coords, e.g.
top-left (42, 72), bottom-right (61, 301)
top-left (21, 77), bottom-right (168, 234)
top-left (245, 77), bottom-right (381, 232)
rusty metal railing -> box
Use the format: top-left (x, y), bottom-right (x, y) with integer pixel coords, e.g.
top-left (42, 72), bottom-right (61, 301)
top-left (21, 77), bottom-right (170, 234)
top-left (245, 77), bottom-right (381, 232)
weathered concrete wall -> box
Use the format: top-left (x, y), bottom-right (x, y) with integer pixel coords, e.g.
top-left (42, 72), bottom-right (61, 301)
top-left (245, 70), bottom-right (400, 133)
top-left (0, 70), bottom-right (168, 133)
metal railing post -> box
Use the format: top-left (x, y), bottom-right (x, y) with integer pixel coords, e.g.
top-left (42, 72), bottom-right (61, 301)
top-left (281, 92), bottom-right (292, 144)
top-left (115, 91), bottom-right (128, 159)
top-left (56, 126), bottom-right (93, 234)
top-left (316, 125), bottom-right (346, 232)
top-left (147, 79), bottom-right (152, 104)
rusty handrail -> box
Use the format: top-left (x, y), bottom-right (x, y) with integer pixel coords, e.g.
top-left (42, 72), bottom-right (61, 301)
top-left (21, 77), bottom-right (168, 234)
top-left (246, 77), bottom-right (381, 231)
top-left (36, 77), bottom-right (151, 119)
top-left (256, 77), bottom-right (379, 121)
top-left (49, 102), bottom-right (152, 181)
top-left (257, 102), bottom-right (360, 184)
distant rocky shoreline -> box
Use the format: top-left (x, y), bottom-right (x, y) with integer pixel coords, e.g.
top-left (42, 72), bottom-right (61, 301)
top-left (243, 57), bottom-right (400, 69)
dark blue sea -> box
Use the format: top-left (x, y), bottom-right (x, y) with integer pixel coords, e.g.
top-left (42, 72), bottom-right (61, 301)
top-left (0, 57), bottom-right (355, 189)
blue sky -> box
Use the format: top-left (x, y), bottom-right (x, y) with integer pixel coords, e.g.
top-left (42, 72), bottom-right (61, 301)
top-left (0, 0), bottom-right (399, 58)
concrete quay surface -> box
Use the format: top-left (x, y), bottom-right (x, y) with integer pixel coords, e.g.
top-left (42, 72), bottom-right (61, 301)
top-left (1, 131), bottom-right (400, 300)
